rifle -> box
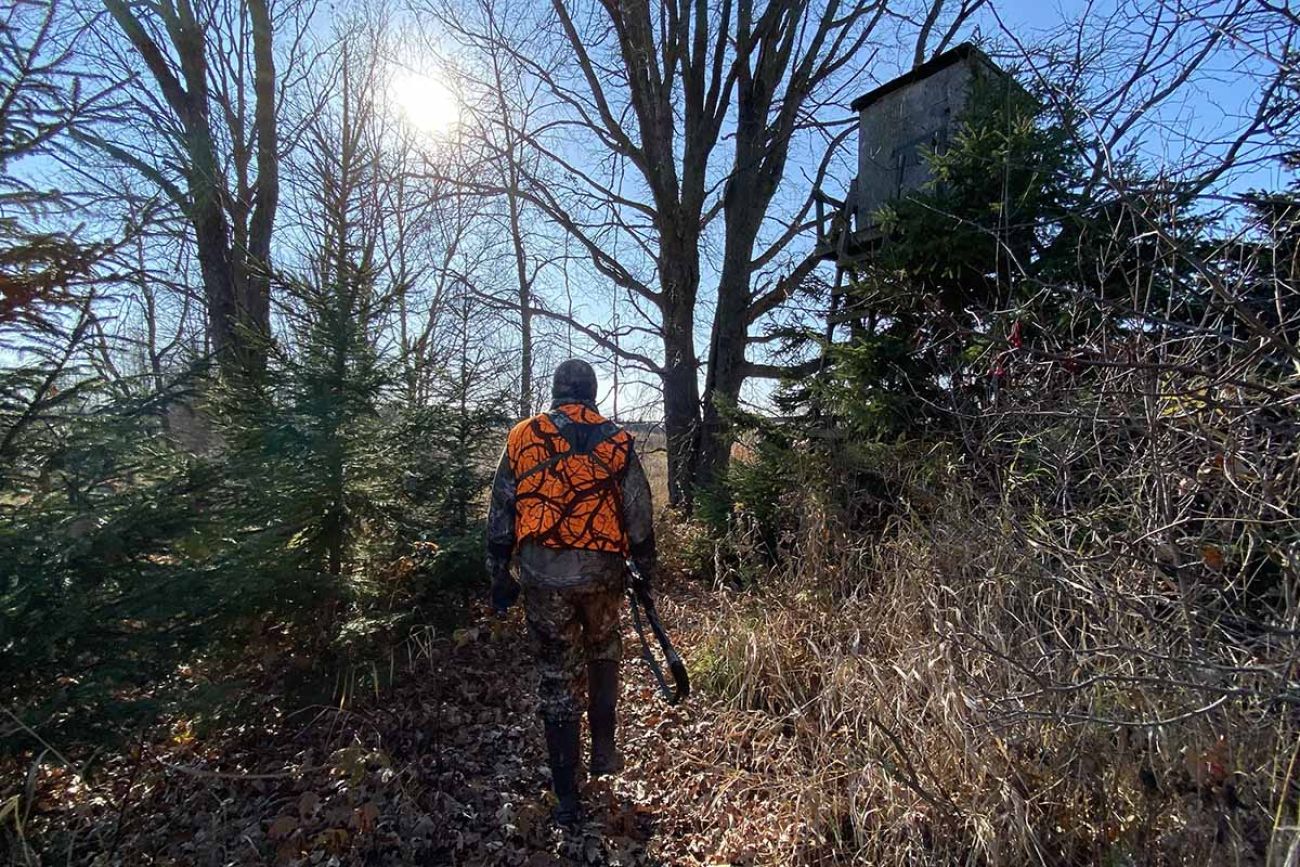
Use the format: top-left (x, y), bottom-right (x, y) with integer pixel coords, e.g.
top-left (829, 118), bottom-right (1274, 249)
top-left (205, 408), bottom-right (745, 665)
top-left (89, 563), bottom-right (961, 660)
top-left (625, 561), bottom-right (690, 705)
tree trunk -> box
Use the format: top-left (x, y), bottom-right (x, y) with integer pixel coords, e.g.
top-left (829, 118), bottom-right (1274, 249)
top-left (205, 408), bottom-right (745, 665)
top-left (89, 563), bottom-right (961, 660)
top-left (662, 314), bottom-right (700, 511)
top-left (697, 276), bottom-right (750, 492)
top-left (698, 163), bottom-right (767, 492)
top-left (660, 242), bottom-right (702, 509)
top-left (507, 179), bottom-right (533, 417)
top-left (102, 0), bottom-right (278, 377)
top-left (243, 0), bottom-right (278, 370)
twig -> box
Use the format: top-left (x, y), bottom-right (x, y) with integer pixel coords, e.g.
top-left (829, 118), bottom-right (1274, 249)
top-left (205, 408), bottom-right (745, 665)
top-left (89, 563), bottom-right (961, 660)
top-left (867, 715), bottom-right (960, 817)
top-left (155, 758), bottom-right (323, 780)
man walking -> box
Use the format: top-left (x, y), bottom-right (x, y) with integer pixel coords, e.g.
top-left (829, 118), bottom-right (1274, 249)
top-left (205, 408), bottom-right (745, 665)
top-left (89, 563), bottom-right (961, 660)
top-left (485, 359), bottom-right (657, 825)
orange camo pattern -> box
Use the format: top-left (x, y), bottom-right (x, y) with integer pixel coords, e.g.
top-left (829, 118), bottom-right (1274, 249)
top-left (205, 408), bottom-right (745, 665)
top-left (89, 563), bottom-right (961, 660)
top-left (507, 404), bottom-right (632, 552)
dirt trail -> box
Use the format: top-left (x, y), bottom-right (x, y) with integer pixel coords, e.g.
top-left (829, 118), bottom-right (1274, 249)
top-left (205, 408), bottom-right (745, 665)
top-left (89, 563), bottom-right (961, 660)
top-left (13, 579), bottom-right (796, 866)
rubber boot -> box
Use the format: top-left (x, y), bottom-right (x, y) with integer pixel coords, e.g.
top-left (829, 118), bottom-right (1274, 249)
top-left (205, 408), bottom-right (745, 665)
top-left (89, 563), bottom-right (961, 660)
top-left (543, 718), bottom-right (583, 825)
top-left (588, 659), bottom-right (624, 776)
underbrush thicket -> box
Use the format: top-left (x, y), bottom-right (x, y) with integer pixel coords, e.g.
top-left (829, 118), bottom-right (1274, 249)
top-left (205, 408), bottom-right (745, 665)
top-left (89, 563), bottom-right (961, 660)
top-left (685, 80), bottom-right (1300, 864)
top-left (690, 421), bottom-right (1297, 863)
top-left (0, 269), bottom-right (502, 747)
top-left (0, 30), bottom-right (511, 749)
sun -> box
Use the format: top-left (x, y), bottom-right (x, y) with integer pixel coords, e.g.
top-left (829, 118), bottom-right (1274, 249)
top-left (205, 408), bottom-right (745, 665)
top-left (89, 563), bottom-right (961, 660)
top-left (390, 71), bottom-right (459, 137)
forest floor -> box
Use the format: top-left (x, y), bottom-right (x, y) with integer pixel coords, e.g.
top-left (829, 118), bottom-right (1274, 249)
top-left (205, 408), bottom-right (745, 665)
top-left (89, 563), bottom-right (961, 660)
top-left (11, 576), bottom-right (811, 866)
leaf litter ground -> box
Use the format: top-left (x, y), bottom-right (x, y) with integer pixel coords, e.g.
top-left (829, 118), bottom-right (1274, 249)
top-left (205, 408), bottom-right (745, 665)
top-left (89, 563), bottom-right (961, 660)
top-left (9, 578), bottom-right (804, 865)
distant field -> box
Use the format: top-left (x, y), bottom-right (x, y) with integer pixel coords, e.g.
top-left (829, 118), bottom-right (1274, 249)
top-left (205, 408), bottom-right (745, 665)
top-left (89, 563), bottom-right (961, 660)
top-left (631, 428), bottom-right (669, 506)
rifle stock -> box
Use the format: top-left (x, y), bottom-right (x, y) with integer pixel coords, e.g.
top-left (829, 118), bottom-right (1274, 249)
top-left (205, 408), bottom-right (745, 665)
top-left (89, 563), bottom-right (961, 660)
top-left (626, 561), bottom-right (690, 704)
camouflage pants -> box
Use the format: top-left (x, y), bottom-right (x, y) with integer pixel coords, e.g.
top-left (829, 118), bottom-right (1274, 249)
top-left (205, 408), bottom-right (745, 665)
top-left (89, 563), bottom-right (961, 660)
top-left (523, 573), bottom-right (624, 723)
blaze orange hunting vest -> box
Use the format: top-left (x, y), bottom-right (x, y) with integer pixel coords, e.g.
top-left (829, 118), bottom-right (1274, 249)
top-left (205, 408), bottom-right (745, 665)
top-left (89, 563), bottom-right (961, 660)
top-left (506, 404), bottom-right (633, 553)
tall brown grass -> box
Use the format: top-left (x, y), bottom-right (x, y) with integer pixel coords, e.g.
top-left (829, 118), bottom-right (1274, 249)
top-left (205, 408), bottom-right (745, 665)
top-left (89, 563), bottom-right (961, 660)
top-left (693, 512), bottom-right (1293, 863)
top-left (685, 359), bottom-right (1298, 864)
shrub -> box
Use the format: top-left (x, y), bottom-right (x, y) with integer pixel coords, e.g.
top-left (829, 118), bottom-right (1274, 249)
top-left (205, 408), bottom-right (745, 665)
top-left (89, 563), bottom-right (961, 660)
top-left (0, 259), bottom-right (502, 746)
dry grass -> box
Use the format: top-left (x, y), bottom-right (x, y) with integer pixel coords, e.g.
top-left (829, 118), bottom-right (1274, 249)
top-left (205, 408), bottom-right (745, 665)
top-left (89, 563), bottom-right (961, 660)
top-left (624, 252), bottom-right (1298, 863)
top-left (682, 493), bottom-right (1297, 864)
top-left (636, 429), bottom-right (670, 508)
top-left (675, 347), bottom-right (1300, 864)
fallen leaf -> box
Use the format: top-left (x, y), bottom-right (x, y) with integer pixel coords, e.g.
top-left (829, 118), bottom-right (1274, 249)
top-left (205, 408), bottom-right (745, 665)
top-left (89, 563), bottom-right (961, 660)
top-left (268, 815), bottom-right (297, 841)
top-left (352, 801), bottom-right (380, 833)
top-left (297, 790), bottom-right (321, 819)
top-left (312, 827), bottom-right (350, 853)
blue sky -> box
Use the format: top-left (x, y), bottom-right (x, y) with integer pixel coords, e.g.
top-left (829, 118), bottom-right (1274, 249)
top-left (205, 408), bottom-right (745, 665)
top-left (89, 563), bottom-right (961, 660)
top-left (683, 0), bottom-right (1293, 417)
top-left (982, 0), bottom-right (1290, 193)
top-left (14, 0), bottom-right (1291, 418)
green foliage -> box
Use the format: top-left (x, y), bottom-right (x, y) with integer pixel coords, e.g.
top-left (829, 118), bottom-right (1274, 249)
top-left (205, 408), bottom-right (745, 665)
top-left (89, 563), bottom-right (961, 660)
top-left (875, 76), bottom-right (1083, 312)
top-left (214, 258), bottom-right (400, 601)
top-left (803, 81), bottom-right (1088, 439)
top-left (0, 253), bottom-right (503, 746)
top-left (399, 396), bottom-right (505, 539)
top-left (203, 254), bottom-right (505, 667)
top-left (794, 76), bottom-right (1148, 440)
top-left (698, 424), bottom-right (803, 556)
top-left (0, 365), bottom-right (221, 739)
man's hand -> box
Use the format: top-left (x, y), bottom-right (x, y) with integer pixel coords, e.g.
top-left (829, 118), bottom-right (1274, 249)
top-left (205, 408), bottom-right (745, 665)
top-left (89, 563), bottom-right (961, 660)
top-left (491, 573), bottom-right (520, 615)
top-left (628, 557), bottom-right (655, 594)
top-left (488, 553), bottom-right (520, 616)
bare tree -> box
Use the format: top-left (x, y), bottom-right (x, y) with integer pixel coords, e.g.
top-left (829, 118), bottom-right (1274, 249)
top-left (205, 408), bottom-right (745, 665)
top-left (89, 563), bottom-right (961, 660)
top-left (485, 26), bottom-right (544, 418)
top-left (74, 0), bottom-right (313, 374)
top-left (696, 0), bottom-right (972, 489)
top-left (421, 0), bottom-right (984, 507)
top-left (413, 0), bottom-right (726, 502)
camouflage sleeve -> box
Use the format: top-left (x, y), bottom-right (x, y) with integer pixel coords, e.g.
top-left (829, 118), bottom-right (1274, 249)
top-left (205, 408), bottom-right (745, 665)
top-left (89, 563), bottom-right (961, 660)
top-left (622, 444), bottom-right (656, 579)
top-left (485, 446), bottom-right (516, 576)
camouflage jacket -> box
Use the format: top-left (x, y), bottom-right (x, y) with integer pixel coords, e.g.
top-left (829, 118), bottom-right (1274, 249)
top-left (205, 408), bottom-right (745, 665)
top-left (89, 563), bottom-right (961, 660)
top-left (485, 401), bottom-right (656, 588)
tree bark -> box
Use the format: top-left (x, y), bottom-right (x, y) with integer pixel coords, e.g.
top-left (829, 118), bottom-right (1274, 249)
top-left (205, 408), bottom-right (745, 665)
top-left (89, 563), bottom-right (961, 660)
top-left (697, 0), bottom-right (901, 491)
top-left (660, 243), bottom-right (702, 508)
top-left (505, 130), bottom-right (534, 417)
top-left (698, 176), bottom-right (764, 490)
top-left (513, 202), bottom-right (533, 417)
top-left (696, 0), bottom-right (787, 492)
top-left (101, 0), bottom-right (279, 376)
top-left (244, 0), bottom-right (278, 358)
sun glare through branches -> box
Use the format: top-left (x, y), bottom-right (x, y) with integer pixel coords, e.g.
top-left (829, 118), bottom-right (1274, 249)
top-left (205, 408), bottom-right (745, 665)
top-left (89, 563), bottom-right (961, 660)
top-left (390, 70), bottom-right (460, 137)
